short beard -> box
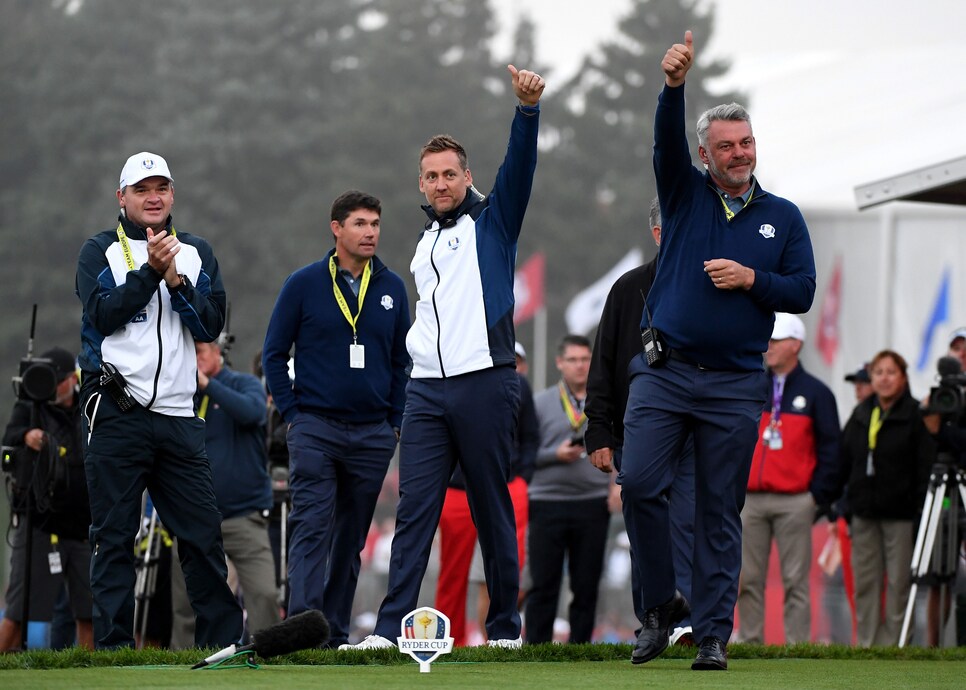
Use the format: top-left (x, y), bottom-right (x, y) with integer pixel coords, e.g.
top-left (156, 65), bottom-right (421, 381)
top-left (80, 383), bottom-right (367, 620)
top-left (709, 160), bottom-right (754, 190)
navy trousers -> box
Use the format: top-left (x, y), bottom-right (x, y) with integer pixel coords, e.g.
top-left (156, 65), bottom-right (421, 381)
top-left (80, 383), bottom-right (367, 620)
top-left (620, 355), bottom-right (766, 643)
top-left (616, 435), bottom-right (695, 630)
top-left (81, 384), bottom-right (242, 649)
top-left (285, 414), bottom-right (396, 647)
top-left (374, 366), bottom-right (521, 641)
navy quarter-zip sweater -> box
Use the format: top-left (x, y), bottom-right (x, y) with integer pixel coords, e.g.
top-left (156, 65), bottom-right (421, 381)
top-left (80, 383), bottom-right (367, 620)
top-left (262, 251), bottom-right (411, 427)
top-left (649, 84), bottom-right (816, 371)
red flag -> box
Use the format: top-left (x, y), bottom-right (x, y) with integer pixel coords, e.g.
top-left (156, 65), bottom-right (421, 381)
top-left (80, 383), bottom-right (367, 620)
top-left (816, 256), bottom-right (842, 365)
top-left (513, 253), bottom-right (544, 324)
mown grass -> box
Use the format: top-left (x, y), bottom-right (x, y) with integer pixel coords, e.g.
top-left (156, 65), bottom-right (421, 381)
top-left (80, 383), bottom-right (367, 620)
top-left (3, 656), bottom-right (966, 690)
top-left (2, 641), bottom-right (965, 670)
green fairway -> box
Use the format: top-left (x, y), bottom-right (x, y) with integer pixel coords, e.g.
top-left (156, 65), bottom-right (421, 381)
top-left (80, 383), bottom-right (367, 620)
top-left (3, 659), bottom-right (966, 689)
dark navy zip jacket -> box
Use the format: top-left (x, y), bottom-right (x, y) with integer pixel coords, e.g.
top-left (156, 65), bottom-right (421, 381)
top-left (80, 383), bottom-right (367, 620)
top-left (196, 366), bottom-right (272, 519)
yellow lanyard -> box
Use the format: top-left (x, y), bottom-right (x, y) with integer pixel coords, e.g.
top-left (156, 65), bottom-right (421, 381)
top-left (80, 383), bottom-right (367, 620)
top-left (198, 394), bottom-right (210, 420)
top-left (716, 187), bottom-right (754, 222)
top-left (868, 406), bottom-right (884, 451)
top-left (116, 223), bottom-right (176, 271)
top-left (328, 255), bottom-right (371, 342)
top-left (558, 382), bottom-right (586, 431)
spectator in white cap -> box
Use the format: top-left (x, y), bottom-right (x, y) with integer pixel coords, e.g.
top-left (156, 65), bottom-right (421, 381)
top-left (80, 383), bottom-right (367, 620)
top-left (947, 327), bottom-right (966, 372)
top-left (75, 151), bottom-right (242, 648)
top-left (737, 312), bottom-right (841, 645)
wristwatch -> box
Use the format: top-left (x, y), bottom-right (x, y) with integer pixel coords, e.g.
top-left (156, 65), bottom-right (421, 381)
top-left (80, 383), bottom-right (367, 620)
top-left (168, 274), bottom-right (188, 292)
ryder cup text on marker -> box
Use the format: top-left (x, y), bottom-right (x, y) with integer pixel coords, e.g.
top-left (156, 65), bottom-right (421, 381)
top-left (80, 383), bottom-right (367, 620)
top-left (399, 640), bottom-right (451, 651)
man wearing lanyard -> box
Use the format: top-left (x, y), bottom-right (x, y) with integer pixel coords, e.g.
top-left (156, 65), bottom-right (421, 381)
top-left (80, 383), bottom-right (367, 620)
top-left (738, 313), bottom-right (840, 644)
top-left (526, 334), bottom-right (612, 644)
top-left (611, 31), bottom-right (816, 670)
top-left (262, 190), bottom-right (410, 649)
top-left (76, 151), bottom-right (242, 649)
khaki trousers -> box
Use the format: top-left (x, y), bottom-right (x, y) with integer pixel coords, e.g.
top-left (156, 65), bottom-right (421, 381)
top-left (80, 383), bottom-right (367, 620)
top-left (738, 491), bottom-right (815, 644)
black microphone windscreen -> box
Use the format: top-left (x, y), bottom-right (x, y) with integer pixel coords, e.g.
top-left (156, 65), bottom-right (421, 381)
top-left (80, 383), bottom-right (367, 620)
top-left (251, 610), bottom-right (330, 658)
top-left (938, 355), bottom-right (962, 377)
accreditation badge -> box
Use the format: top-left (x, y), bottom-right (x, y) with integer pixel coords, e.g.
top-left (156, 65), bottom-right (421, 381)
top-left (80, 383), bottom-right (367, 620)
top-left (48, 550), bottom-right (63, 575)
top-left (349, 343), bottom-right (365, 369)
top-left (768, 429), bottom-right (783, 451)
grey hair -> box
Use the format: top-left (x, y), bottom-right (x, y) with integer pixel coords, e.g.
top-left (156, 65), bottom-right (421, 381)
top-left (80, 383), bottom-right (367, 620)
top-left (696, 103), bottom-right (752, 148)
top-left (648, 196), bottom-right (661, 230)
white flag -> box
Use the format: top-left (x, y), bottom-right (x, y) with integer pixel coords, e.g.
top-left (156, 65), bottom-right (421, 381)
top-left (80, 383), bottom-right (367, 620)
top-left (564, 248), bottom-right (644, 335)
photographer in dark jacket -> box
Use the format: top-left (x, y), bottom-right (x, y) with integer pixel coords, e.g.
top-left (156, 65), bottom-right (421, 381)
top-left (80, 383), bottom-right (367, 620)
top-left (837, 349), bottom-right (935, 647)
top-left (585, 197), bottom-right (695, 645)
top-left (921, 327), bottom-right (966, 646)
top-left (925, 327), bottom-right (966, 456)
top-left (0, 348), bottom-right (93, 651)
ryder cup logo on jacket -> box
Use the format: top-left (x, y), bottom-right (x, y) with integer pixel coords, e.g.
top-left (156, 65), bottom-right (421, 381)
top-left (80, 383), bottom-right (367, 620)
top-left (759, 224), bottom-right (776, 238)
top-left (398, 606), bottom-right (453, 673)
top-left (447, 236), bottom-right (460, 250)
top-left (381, 295), bottom-right (394, 310)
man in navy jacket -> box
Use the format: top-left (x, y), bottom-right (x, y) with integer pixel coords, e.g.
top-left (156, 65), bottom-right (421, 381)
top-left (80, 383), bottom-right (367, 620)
top-left (262, 190), bottom-right (410, 648)
top-left (606, 32), bottom-right (816, 670)
top-left (344, 65), bottom-right (546, 651)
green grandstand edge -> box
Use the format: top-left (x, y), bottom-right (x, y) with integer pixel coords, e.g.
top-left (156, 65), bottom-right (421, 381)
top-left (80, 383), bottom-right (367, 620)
top-left (2, 642), bottom-right (965, 670)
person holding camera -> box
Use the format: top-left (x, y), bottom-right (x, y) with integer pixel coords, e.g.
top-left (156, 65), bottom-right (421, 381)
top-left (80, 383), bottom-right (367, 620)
top-left (75, 152), bottom-right (242, 649)
top-left (921, 327), bottom-right (966, 646)
top-left (613, 31), bottom-right (816, 670)
top-left (526, 334), bottom-right (611, 644)
top-left (838, 349), bottom-right (935, 647)
top-left (0, 348), bottom-right (93, 651)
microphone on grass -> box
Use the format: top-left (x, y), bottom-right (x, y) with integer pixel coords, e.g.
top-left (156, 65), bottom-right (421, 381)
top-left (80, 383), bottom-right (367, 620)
top-left (192, 609), bottom-right (330, 669)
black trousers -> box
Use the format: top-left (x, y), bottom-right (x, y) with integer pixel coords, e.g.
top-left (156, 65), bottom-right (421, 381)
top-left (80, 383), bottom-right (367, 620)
top-left (81, 384), bottom-right (242, 649)
top-left (525, 497), bottom-right (610, 643)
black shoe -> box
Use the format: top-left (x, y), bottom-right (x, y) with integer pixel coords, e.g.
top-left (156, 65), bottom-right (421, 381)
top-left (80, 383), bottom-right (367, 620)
top-left (691, 636), bottom-right (727, 670)
top-left (631, 590), bottom-right (690, 665)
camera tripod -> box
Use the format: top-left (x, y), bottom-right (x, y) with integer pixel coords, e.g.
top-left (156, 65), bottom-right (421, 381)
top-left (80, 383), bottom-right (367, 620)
top-left (270, 465), bottom-right (290, 609)
top-left (133, 493), bottom-right (163, 649)
top-left (899, 458), bottom-right (966, 647)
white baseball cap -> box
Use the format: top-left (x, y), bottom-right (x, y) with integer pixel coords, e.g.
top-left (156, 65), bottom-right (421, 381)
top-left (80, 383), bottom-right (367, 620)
top-left (119, 152), bottom-right (173, 189)
top-left (949, 327), bottom-right (966, 346)
top-left (771, 312), bottom-right (806, 341)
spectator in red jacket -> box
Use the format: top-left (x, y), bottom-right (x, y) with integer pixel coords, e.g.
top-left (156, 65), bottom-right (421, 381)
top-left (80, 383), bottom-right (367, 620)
top-left (738, 313), bottom-right (841, 644)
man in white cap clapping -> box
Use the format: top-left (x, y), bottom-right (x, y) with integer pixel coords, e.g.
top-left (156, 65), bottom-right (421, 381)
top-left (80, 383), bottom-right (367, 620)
top-left (75, 152), bottom-right (242, 649)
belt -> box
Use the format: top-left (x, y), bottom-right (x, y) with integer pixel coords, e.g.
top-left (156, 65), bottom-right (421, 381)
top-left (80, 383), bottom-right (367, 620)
top-left (667, 349), bottom-right (719, 371)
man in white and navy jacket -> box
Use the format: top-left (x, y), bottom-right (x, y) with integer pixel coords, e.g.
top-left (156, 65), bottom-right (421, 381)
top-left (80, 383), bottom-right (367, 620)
top-left (75, 152), bottom-right (242, 649)
top-left (344, 65), bottom-right (545, 651)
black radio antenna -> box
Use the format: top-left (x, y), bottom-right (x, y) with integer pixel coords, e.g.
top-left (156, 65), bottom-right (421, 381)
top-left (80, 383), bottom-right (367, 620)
top-left (27, 303), bottom-right (38, 359)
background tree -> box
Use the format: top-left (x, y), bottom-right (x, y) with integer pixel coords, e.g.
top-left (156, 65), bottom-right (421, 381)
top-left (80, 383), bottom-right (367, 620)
top-left (0, 0), bottom-right (738, 453)
top-left (532, 0), bottom-right (744, 350)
